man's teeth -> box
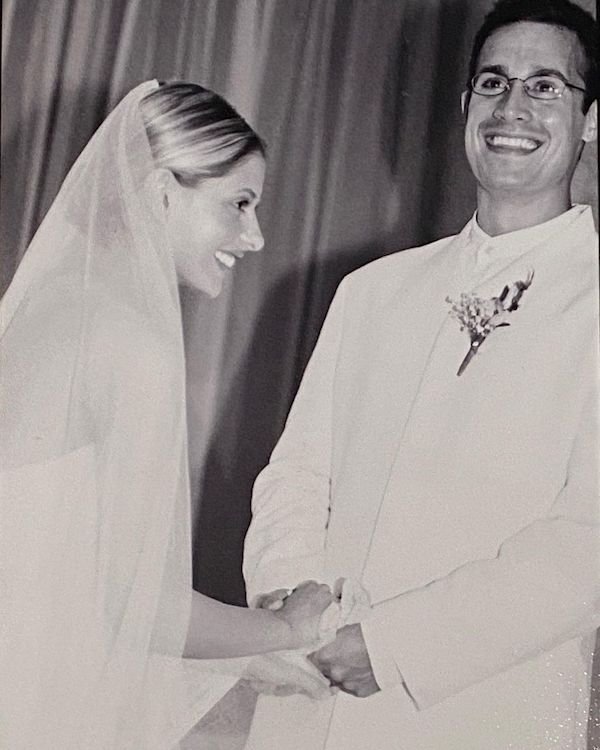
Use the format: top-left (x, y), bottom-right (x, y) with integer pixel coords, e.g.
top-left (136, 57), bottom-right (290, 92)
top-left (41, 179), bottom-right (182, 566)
top-left (487, 135), bottom-right (538, 151)
top-left (215, 250), bottom-right (236, 268)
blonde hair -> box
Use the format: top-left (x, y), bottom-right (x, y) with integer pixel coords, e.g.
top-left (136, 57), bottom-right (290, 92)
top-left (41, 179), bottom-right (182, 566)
top-left (139, 81), bottom-right (265, 186)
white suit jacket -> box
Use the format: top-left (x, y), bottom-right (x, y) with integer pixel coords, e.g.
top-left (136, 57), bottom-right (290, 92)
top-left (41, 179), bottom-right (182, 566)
top-left (243, 206), bottom-right (600, 750)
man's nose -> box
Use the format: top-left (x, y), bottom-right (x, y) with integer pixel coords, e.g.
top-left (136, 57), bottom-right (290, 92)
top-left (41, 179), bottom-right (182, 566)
top-left (492, 81), bottom-right (532, 121)
top-left (241, 212), bottom-right (265, 252)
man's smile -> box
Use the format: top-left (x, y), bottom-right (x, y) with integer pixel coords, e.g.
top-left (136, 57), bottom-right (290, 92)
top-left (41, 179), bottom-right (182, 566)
top-left (482, 131), bottom-right (543, 153)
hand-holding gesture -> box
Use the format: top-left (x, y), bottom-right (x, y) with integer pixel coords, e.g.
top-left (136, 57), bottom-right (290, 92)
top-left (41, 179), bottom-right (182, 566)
top-left (271, 580), bottom-right (334, 648)
top-left (251, 579), bottom-right (378, 699)
top-left (308, 623), bottom-right (380, 698)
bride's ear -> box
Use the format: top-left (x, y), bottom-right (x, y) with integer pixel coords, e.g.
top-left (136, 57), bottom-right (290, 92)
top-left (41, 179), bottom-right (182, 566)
top-left (147, 168), bottom-right (178, 213)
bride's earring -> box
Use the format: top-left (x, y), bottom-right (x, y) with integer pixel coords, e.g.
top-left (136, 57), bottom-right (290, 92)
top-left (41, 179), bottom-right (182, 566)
top-left (151, 168), bottom-right (173, 213)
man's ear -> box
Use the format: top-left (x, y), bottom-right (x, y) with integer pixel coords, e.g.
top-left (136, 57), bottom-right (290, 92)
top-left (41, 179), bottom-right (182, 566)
top-left (460, 90), bottom-right (470, 118)
top-left (582, 100), bottom-right (597, 143)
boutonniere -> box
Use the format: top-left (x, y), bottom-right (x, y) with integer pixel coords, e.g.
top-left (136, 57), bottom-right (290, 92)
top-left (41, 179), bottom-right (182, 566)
top-left (445, 269), bottom-right (534, 376)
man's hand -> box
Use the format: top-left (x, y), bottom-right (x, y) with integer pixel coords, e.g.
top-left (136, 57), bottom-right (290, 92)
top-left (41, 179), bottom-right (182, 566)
top-left (308, 623), bottom-right (380, 698)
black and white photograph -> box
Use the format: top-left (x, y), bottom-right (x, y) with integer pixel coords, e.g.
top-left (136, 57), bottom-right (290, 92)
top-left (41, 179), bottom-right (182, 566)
top-left (1, 1), bottom-right (598, 748)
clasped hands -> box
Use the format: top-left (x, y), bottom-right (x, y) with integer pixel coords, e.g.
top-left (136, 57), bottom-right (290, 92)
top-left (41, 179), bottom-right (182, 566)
top-left (255, 581), bottom-right (380, 698)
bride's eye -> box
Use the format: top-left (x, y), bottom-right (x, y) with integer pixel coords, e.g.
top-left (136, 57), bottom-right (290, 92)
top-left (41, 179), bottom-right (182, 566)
top-left (235, 199), bottom-right (250, 211)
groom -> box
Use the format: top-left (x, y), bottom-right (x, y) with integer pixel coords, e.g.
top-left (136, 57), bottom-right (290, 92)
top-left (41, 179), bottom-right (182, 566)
top-left (243, 0), bottom-right (599, 748)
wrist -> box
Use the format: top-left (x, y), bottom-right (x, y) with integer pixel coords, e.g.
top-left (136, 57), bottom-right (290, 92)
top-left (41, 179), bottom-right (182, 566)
top-left (271, 610), bottom-right (303, 649)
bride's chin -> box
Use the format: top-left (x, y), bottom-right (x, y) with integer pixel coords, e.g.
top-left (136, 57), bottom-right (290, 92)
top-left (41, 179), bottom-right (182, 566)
top-left (197, 274), bottom-right (224, 299)
top-left (203, 285), bottom-right (222, 299)
top-left (179, 269), bottom-right (223, 298)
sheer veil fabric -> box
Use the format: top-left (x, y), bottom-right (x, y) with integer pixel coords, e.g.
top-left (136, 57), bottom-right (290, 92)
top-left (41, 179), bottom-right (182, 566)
top-left (0, 82), bottom-right (241, 749)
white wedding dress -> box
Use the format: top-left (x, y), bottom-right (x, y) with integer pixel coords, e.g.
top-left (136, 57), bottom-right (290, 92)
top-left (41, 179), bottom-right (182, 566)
top-left (0, 82), bottom-right (245, 749)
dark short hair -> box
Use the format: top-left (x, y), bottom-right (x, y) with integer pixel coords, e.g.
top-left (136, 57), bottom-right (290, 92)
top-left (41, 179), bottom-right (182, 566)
top-left (468, 0), bottom-right (598, 112)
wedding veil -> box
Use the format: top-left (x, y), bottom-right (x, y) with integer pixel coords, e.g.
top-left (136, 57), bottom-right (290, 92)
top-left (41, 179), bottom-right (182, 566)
top-left (0, 81), bottom-right (239, 749)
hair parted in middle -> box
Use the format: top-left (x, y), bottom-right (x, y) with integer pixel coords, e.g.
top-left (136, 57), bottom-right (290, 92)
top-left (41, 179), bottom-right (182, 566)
top-left (139, 81), bottom-right (266, 187)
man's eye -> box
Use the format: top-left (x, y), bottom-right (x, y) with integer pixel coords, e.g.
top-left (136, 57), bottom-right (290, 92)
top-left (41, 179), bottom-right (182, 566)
top-left (529, 77), bottom-right (560, 94)
top-left (473, 73), bottom-right (508, 93)
top-left (235, 199), bottom-right (250, 211)
top-left (482, 76), bottom-right (505, 89)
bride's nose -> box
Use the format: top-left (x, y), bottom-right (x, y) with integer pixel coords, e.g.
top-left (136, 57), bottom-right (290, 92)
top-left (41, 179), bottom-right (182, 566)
top-left (241, 213), bottom-right (265, 252)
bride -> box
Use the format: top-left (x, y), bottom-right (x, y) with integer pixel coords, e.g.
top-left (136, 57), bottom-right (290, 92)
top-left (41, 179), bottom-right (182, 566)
top-left (0, 81), bottom-right (333, 749)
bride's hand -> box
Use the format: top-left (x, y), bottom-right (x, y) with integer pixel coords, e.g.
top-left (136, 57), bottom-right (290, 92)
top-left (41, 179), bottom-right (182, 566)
top-left (274, 580), bottom-right (334, 648)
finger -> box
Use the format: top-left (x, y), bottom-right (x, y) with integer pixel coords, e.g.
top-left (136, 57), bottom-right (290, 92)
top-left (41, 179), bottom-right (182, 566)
top-left (292, 579), bottom-right (320, 593)
top-left (265, 599), bottom-right (284, 611)
top-left (309, 639), bottom-right (336, 666)
top-left (337, 682), bottom-right (359, 697)
top-left (307, 646), bottom-right (330, 667)
top-left (306, 655), bottom-right (334, 685)
top-left (294, 580), bottom-right (332, 595)
top-left (307, 654), bottom-right (328, 678)
top-left (339, 679), bottom-right (379, 698)
top-left (287, 582), bottom-right (333, 610)
top-left (309, 584), bottom-right (335, 605)
top-left (338, 680), bottom-right (368, 697)
top-left (328, 666), bottom-right (347, 684)
top-left (317, 583), bottom-right (334, 599)
top-left (353, 683), bottom-right (379, 698)
top-left (253, 589), bottom-right (291, 609)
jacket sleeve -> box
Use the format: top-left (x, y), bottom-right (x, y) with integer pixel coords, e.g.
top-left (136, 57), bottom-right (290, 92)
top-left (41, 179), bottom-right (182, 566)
top-left (243, 281), bottom-right (348, 605)
top-left (361, 383), bottom-right (600, 708)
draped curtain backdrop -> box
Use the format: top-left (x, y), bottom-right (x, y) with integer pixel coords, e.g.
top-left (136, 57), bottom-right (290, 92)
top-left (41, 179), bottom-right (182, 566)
top-left (2, 0), bottom-right (597, 743)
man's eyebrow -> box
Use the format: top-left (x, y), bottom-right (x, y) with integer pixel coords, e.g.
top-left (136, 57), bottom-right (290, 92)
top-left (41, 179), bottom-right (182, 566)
top-left (476, 64), bottom-right (571, 81)
top-left (533, 67), bottom-right (570, 80)
top-left (476, 64), bottom-right (507, 76)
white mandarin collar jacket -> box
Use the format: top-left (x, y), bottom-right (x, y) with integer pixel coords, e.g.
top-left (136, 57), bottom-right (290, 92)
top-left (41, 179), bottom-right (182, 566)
top-left (243, 206), bottom-right (599, 750)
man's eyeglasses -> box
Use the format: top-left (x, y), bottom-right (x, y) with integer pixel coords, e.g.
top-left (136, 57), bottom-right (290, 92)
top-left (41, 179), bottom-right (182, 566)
top-left (470, 71), bottom-right (586, 100)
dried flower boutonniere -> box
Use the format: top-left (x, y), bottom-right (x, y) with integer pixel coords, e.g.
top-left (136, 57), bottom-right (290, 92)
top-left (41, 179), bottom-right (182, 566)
top-left (446, 269), bottom-right (534, 376)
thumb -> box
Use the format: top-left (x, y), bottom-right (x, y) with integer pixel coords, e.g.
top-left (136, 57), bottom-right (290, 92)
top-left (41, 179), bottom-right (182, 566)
top-left (253, 588), bottom-right (290, 610)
